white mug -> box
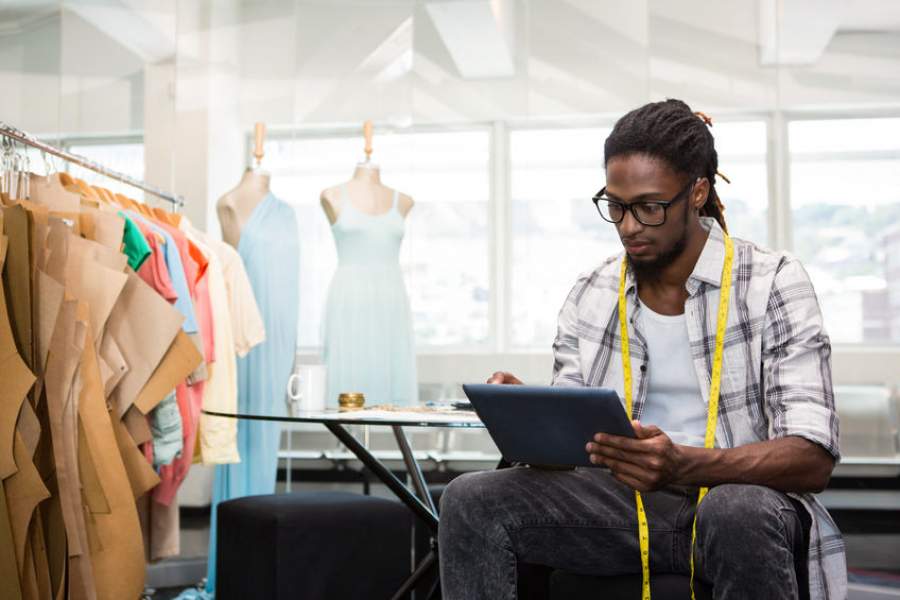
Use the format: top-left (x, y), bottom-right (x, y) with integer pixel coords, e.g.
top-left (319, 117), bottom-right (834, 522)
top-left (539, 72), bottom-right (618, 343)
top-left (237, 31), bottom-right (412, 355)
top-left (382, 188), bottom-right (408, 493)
top-left (286, 364), bottom-right (327, 415)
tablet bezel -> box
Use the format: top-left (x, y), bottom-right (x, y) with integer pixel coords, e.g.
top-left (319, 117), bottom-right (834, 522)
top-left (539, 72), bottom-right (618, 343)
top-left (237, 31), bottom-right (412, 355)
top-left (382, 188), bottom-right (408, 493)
top-left (462, 384), bottom-right (635, 469)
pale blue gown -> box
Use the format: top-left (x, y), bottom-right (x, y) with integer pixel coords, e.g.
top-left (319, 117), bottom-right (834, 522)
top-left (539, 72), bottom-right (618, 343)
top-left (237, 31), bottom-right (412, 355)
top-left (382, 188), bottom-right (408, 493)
top-left (323, 186), bottom-right (417, 407)
top-left (205, 193), bottom-right (299, 593)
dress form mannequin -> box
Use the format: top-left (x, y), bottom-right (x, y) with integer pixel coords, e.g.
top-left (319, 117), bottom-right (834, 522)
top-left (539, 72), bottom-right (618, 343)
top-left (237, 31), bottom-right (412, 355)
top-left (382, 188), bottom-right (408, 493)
top-left (217, 123), bottom-right (270, 247)
top-left (206, 123), bottom-right (301, 591)
top-left (217, 170), bottom-right (270, 247)
top-left (318, 121), bottom-right (418, 408)
top-left (320, 121), bottom-right (414, 223)
top-left (319, 163), bottom-right (414, 224)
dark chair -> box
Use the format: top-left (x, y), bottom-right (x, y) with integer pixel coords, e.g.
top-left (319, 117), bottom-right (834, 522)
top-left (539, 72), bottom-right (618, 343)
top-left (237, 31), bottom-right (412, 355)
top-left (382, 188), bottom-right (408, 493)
top-left (548, 572), bottom-right (712, 600)
top-left (216, 491), bottom-right (412, 600)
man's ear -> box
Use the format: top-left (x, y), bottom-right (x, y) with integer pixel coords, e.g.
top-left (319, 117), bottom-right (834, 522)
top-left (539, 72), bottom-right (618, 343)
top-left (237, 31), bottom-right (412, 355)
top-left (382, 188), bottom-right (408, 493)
top-left (691, 177), bottom-right (710, 211)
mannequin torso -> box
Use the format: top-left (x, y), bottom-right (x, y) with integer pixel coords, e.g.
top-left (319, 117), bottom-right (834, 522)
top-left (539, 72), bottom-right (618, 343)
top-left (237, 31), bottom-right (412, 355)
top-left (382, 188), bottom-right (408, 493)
top-left (320, 164), bottom-right (414, 225)
top-left (217, 170), bottom-right (271, 247)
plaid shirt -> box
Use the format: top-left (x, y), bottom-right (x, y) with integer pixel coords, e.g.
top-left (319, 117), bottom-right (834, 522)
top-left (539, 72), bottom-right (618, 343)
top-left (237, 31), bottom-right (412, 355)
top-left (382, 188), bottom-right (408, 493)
top-left (552, 218), bottom-right (846, 600)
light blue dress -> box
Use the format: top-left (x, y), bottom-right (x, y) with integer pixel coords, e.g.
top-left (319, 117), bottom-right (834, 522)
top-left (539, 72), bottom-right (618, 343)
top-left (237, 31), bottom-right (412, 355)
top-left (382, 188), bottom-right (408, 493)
top-left (205, 193), bottom-right (299, 593)
top-left (323, 186), bottom-right (417, 407)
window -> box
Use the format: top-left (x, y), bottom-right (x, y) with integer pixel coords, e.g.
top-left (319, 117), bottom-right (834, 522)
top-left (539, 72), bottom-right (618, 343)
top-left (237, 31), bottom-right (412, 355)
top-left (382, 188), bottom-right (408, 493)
top-left (265, 129), bottom-right (491, 350)
top-left (709, 121), bottom-right (768, 245)
top-left (789, 118), bottom-right (900, 344)
top-left (510, 127), bottom-right (617, 349)
top-left (509, 121), bottom-right (768, 350)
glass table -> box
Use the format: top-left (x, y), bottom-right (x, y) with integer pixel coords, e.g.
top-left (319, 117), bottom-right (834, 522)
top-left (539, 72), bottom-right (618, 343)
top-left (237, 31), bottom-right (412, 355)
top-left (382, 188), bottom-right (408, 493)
top-left (203, 406), bottom-right (485, 600)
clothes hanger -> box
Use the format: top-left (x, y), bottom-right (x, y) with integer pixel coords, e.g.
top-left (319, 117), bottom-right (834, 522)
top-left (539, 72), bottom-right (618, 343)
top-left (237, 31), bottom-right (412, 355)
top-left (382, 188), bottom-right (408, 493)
top-left (151, 206), bottom-right (177, 226)
top-left (73, 177), bottom-right (100, 201)
top-left (0, 137), bottom-right (14, 201)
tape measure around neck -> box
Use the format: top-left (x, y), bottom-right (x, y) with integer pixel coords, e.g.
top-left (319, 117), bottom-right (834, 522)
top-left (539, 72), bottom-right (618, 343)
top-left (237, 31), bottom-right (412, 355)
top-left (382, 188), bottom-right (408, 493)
top-left (617, 233), bottom-right (734, 600)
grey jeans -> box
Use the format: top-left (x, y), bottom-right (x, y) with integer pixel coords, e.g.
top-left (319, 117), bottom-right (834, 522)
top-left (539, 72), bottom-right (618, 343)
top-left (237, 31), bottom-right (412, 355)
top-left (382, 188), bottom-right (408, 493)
top-left (438, 466), bottom-right (808, 600)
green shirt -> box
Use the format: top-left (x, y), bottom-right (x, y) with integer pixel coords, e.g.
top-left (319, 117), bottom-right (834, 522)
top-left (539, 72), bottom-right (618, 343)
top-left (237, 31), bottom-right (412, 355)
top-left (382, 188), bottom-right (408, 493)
top-left (119, 212), bottom-right (152, 271)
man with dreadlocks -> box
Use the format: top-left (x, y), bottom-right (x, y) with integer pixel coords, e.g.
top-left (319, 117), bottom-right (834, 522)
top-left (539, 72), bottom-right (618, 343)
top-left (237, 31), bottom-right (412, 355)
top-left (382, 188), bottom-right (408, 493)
top-left (439, 99), bottom-right (845, 600)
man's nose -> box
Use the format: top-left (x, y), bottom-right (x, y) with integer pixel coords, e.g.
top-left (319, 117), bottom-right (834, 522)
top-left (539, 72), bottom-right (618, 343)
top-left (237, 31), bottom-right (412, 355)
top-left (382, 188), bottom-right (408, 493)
top-left (617, 208), bottom-right (643, 238)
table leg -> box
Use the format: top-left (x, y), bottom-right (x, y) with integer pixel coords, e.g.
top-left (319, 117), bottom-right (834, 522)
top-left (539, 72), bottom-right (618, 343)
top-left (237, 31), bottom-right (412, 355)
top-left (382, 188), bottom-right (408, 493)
top-left (285, 423), bottom-right (292, 493)
top-left (323, 422), bottom-right (438, 531)
top-left (390, 549), bottom-right (438, 600)
top-left (392, 425), bottom-right (438, 516)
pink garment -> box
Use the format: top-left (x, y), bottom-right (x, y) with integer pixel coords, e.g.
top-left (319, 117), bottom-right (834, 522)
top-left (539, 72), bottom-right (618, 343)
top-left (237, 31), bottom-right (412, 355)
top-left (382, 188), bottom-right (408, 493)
top-left (131, 218), bottom-right (180, 468)
top-left (152, 244), bottom-right (215, 505)
top-left (155, 221), bottom-right (199, 299)
top-left (194, 260), bottom-right (215, 364)
top-left (134, 222), bottom-right (178, 302)
top-left (153, 380), bottom-right (204, 505)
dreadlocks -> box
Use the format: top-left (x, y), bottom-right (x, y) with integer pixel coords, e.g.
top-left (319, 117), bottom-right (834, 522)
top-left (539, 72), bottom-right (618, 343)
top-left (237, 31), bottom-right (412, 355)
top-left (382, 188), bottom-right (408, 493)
top-left (604, 99), bottom-right (728, 233)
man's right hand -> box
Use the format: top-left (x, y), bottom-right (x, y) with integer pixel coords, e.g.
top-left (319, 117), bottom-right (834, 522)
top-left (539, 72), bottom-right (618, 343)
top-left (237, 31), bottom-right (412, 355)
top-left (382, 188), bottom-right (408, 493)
top-left (486, 371), bottom-right (523, 385)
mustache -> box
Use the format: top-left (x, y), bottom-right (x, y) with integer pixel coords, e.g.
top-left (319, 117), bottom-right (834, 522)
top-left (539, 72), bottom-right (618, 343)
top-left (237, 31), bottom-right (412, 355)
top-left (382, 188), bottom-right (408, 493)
top-left (621, 237), bottom-right (653, 245)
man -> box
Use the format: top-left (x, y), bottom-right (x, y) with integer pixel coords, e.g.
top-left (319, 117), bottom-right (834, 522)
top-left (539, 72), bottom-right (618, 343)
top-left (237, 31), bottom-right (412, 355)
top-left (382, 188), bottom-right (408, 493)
top-left (439, 99), bottom-right (845, 600)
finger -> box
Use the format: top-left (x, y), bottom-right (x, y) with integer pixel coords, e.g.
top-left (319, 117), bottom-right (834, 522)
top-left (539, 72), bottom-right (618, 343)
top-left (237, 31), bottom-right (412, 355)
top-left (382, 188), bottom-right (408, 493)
top-left (592, 445), bottom-right (659, 471)
top-left (591, 444), bottom-right (638, 464)
top-left (632, 420), bottom-right (663, 439)
top-left (604, 456), bottom-right (652, 481)
top-left (610, 471), bottom-right (650, 492)
top-left (605, 459), bottom-right (657, 492)
top-left (486, 372), bottom-right (504, 384)
top-left (592, 433), bottom-right (653, 453)
top-left (632, 420), bottom-right (648, 438)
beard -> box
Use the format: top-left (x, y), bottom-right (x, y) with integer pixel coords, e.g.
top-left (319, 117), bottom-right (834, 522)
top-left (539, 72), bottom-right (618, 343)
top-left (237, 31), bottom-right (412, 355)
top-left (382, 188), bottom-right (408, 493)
top-left (626, 223), bottom-right (689, 282)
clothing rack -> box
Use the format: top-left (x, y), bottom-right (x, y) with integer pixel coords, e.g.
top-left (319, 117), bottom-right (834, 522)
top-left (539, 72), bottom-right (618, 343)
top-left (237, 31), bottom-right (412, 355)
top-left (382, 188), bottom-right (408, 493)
top-left (0, 121), bottom-right (184, 209)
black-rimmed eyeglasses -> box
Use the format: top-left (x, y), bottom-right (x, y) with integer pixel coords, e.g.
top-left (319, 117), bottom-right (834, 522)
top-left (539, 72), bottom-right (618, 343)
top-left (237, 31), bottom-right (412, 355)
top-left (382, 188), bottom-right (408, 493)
top-left (592, 180), bottom-right (694, 227)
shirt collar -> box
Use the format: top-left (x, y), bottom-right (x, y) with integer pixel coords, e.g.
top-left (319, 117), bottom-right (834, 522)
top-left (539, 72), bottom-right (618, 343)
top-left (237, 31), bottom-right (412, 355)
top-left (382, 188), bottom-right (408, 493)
top-left (623, 217), bottom-right (726, 297)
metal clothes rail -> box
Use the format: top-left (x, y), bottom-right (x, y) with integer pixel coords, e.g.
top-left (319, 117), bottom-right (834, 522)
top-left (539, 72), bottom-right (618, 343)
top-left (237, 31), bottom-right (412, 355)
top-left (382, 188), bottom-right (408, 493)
top-left (0, 121), bottom-right (184, 208)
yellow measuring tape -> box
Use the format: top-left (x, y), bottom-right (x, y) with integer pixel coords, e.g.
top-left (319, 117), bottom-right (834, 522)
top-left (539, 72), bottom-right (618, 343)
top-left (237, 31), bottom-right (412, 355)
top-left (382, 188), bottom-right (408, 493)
top-left (617, 234), bottom-right (733, 600)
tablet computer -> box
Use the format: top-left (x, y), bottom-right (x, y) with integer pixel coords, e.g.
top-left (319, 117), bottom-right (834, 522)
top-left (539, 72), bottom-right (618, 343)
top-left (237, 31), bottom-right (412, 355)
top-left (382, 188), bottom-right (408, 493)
top-left (462, 384), bottom-right (634, 469)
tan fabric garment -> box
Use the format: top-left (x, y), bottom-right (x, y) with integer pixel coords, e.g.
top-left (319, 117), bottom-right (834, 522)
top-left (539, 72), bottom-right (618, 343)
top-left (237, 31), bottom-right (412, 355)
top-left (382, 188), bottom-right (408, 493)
top-left (2, 205), bottom-right (35, 371)
top-left (0, 480), bottom-right (24, 600)
top-left (5, 432), bottom-right (49, 582)
top-left (0, 228), bottom-right (27, 600)
top-left (105, 273), bottom-right (184, 417)
top-left (137, 493), bottom-right (180, 562)
top-left (113, 414), bottom-right (160, 500)
top-left (44, 299), bottom-right (96, 600)
top-left (76, 317), bottom-right (145, 599)
top-left (134, 331), bottom-right (202, 416)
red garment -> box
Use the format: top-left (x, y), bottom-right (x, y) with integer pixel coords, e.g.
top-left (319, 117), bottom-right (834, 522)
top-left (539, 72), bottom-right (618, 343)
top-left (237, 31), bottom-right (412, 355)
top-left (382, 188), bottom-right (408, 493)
top-left (134, 222), bottom-right (178, 302)
top-left (153, 221), bottom-right (202, 296)
top-left (153, 380), bottom-right (204, 505)
top-left (152, 237), bottom-right (215, 504)
top-left (194, 263), bottom-right (215, 364)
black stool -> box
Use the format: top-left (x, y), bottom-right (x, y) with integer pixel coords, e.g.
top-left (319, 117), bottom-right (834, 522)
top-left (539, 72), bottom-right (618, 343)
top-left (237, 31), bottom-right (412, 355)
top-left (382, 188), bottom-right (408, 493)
top-left (216, 491), bottom-right (412, 600)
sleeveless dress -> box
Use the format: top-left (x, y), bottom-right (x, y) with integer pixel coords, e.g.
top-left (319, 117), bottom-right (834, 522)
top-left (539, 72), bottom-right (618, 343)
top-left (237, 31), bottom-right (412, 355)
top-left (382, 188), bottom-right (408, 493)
top-left (205, 192), bottom-right (299, 593)
top-left (322, 185), bottom-right (417, 407)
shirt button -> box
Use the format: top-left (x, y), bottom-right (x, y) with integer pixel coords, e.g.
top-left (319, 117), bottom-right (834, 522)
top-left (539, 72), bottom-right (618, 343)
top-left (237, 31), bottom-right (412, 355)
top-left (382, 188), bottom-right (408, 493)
top-left (640, 364), bottom-right (647, 372)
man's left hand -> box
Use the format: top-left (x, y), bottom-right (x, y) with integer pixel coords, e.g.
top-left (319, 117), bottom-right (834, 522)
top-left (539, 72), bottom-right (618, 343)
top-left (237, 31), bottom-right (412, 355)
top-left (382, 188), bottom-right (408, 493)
top-left (585, 421), bottom-right (685, 492)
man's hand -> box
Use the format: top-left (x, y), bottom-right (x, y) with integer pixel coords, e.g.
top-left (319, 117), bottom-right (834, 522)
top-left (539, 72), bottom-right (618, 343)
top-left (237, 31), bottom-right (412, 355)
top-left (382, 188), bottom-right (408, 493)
top-left (486, 371), bottom-right (523, 385)
top-left (585, 421), bottom-right (685, 492)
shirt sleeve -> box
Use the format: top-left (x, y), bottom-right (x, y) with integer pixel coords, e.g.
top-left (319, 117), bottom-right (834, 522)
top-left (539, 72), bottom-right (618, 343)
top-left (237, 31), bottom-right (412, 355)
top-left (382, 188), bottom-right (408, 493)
top-left (551, 276), bottom-right (588, 387)
top-left (227, 254), bottom-right (266, 357)
top-left (120, 214), bottom-right (152, 271)
top-left (762, 256), bottom-right (840, 460)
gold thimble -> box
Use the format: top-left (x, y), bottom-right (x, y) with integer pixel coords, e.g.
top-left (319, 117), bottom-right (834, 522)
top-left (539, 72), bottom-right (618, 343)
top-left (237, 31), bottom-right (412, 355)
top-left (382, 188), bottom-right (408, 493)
top-left (338, 392), bottom-right (366, 411)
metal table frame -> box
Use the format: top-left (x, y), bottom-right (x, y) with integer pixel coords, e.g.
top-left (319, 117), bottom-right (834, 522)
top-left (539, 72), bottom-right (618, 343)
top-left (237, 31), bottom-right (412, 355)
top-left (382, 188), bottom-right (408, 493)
top-left (204, 409), bottom-right (484, 600)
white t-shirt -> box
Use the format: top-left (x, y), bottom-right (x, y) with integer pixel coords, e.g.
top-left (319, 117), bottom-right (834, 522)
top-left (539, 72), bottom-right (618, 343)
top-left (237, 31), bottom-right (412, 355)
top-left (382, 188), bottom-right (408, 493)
top-left (637, 298), bottom-right (707, 447)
